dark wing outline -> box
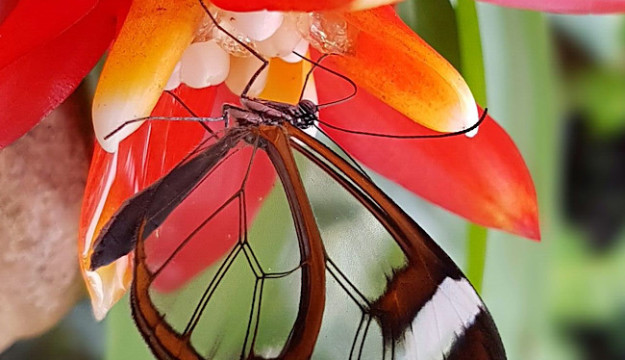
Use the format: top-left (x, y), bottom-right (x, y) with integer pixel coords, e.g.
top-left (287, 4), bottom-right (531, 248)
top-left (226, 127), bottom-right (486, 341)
top-left (128, 121), bottom-right (506, 360)
top-left (130, 124), bottom-right (327, 360)
top-left (89, 128), bottom-right (237, 270)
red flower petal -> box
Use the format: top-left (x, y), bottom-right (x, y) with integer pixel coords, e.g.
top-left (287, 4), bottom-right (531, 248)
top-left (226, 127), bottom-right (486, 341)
top-left (322, 6), bottom-right (477, 133)
top-left (0, 0), bottom-right (131, 148)
top-left (1, 0), bottom-right (96, 69)
top-left (478, 0), bottom-right (625, 14)
top-left (315, 67), bottom-right (540, 240)
top-left (0, 0), bottom-right (19, 23)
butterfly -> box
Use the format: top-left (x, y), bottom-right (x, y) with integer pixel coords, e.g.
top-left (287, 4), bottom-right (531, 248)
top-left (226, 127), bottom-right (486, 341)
top-left (88, 3), bottom-right (507, 359)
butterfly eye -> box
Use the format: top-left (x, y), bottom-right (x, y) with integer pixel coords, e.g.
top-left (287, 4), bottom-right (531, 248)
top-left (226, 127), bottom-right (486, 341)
top-left (299, 99), bottom-right (319, 115)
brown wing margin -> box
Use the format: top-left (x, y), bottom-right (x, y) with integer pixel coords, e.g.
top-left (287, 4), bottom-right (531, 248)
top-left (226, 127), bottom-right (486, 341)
top-left (130, 125), bottom-right (327, 360)
top-left (253, 125), bottom-right (326, 359)
top-left (130, 129), bottom-right (244, 360)
top-left (284, 122), bottom-right (507, 360)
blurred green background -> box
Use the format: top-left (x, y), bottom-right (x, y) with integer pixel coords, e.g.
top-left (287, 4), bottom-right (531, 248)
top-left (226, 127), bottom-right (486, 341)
top-left (3, 1), bottom-right (625, 359)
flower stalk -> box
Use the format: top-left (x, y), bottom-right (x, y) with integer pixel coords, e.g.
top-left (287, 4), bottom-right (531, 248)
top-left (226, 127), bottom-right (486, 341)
top-left (456, 0), bottom-right (489, 293)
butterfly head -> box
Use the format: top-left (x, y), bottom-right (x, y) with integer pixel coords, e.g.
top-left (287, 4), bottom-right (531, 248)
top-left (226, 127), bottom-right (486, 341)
top-left (294, 100), bottom-right (319, 129)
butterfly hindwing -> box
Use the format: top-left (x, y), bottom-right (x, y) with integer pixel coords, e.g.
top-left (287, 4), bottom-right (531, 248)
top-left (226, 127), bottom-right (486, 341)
top-left (286, 123), bottom-right (506, 360)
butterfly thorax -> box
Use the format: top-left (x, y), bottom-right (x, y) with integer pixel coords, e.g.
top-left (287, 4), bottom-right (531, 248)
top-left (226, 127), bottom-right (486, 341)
top-left (232, 97), bottom-right (318, 129)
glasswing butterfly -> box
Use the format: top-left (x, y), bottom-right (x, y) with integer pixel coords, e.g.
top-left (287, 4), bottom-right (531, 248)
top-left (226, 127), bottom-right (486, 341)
top-left (89, 2), bottom-right (507, 359)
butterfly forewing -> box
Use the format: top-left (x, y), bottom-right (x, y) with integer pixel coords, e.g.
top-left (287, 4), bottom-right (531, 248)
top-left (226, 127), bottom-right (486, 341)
top-left (133, 128), bottom-right (317, 359)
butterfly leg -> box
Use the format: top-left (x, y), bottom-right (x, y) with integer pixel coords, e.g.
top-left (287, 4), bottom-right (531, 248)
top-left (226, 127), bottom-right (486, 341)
top-left (197, 0), bottom-right (269, 100)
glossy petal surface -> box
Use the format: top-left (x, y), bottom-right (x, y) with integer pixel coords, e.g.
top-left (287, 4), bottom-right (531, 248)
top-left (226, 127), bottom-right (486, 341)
top-left (478, 0), bottom-right (625, 14)
top-left (315, 67), bottom-right (540, 240)
top-left (0, 0), bottom-right (131, 148)
top-left (322, 6), bottom-right (477, 133)
top-left (211, 0), bottom-right (399, 11)
top-left (0, 0), bottom-right (96, 69)
top-left (92, 0), bottom-right (205, 152)
top-left (0, 0), bottom-right (19, 23)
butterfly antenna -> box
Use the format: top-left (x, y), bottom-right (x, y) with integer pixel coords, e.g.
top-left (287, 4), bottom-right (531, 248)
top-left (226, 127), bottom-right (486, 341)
top-left (197, 0), bottom-right (268, 99)
top-left (316, 108), bottom-right (489, 139)
top-left (164, 90), bottom-right (219, 135)
top-left (298, 53), bottom-right (330, 102)
top-left (291, 51), bottom-right (357, 108)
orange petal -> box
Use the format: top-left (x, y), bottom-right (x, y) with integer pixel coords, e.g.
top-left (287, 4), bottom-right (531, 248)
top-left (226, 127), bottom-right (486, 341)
top-left (323, 6), bottom-right (477, 133)
top-left (259, 57), bottom-right (310, 103)
top-left (92, 0), bottom-right (204, 152)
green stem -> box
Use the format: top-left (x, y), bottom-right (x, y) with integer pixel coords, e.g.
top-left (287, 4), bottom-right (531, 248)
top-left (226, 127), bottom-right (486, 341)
top-left (455, 0), bottom-right (488, 293)
top-left (456, 0), bottom-right (487, 105)
top-left (466, 224), bottom-right (488, 292)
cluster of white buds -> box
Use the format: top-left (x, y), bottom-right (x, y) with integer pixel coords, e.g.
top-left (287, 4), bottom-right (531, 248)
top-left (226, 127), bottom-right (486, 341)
top-left (165, 6), bottom-right (354, 97)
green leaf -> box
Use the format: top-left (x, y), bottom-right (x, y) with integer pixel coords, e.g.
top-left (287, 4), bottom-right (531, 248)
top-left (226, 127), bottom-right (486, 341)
top-left (105, 297), bottom-right (153, 360)
top-left (396, 0), bottom-right (461, 70)
top-left (456, 0), bottom-right (487, 105)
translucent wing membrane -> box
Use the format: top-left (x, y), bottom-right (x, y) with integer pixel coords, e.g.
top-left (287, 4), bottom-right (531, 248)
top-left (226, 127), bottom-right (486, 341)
top-left (132, 126), bottom-right (325, 359)
top-left (127, 122), bottom-right (506, 359)
top-left (288, 124), bottom-right (505, 360)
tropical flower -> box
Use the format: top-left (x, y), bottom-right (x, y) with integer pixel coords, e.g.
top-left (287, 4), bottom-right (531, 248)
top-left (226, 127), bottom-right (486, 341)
top-left (1, 0), bottom-right (542, 320)
top-left (477, 0), bottom-right (625, 14)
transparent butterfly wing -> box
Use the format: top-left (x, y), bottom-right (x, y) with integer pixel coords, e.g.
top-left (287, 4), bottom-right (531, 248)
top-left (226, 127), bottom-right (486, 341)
top-left (130, 123), bottom-right (506, 360)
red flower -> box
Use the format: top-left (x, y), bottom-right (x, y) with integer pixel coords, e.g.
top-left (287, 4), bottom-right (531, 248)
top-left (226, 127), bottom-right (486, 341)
top-left (1, 0), bottom-right (539, 318)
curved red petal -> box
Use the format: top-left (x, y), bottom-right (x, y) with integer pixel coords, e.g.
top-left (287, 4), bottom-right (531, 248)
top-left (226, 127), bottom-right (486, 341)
top-left (0, 0), bottom-right (97, 69)
top-left (478, 0), bottom-right (625, 14)
top-left (315, 68), bottom-right (540, 240)
top-left (212, 0), bottom-right (350, 11)
top-left (0, 0), bottom-right (19, 23)
top-left (0, 0), bottom-right (131, 148)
